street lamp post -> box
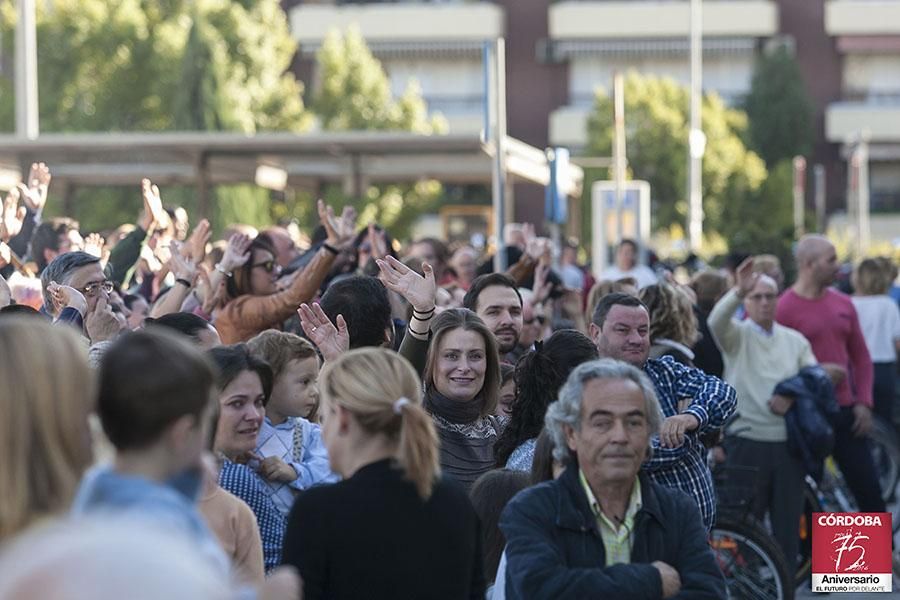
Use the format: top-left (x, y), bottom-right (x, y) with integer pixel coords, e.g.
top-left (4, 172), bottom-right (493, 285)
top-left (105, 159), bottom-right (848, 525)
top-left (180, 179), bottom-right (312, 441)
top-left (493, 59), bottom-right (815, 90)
top-left (688, 0), bottom-right (705, 252)
top-left (15, 0), bottom-right (39, 140)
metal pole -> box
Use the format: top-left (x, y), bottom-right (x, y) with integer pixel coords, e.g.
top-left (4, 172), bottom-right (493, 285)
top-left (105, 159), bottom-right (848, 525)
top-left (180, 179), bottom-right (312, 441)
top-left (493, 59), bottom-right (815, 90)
top-left (813, 164), bottom-right (826, 233)
top-left (858, 134), bottom-right (870, 254)
top-left (847, 146), bottom-right (859, 257)
top-left (792, 156), bottom-right (806, 239)
top-left (688, 0), bottom-right (705, 252)
top-left (15, 0), bottom-right (39, 139)
top-left (613, 72), bottom-right (626, 245)
top-left (491, 38), bottom-right (508, 273)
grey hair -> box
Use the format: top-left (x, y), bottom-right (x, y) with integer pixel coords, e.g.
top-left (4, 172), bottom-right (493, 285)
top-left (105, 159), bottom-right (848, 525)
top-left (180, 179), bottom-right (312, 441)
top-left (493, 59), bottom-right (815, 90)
top-left (41, 251), bottom-right (101, 312)
top-left (545, 358), bottom-right (664, 464)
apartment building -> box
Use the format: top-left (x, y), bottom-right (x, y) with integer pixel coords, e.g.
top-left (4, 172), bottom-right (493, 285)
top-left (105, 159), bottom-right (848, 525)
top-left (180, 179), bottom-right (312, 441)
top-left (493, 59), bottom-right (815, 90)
top-left (286, 0), bottom-right (900, 227)
top-left (824, 0), bottom-right (900, 215)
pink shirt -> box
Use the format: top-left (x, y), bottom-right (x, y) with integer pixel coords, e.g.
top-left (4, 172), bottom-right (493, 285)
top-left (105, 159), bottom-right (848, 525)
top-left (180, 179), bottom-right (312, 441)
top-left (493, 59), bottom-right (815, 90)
top-left (776, 288), bottom-right (873, 407)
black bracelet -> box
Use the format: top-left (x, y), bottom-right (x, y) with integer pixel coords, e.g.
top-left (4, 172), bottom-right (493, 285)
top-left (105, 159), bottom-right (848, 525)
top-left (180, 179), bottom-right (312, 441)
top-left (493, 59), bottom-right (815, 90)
top-left (322, 243), bottom-right (339, 256)
top-left (175, 278), bottom-right (192, 288)
top-left (408, 325), bottom-right (429, 337)
top-left (412, 307), bottom-right (436, 317)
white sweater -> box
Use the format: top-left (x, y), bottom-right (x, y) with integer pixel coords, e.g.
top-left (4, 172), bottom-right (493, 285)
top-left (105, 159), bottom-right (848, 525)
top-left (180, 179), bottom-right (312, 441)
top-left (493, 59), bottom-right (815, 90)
top-left (708, 289), bottom-right (817, 442)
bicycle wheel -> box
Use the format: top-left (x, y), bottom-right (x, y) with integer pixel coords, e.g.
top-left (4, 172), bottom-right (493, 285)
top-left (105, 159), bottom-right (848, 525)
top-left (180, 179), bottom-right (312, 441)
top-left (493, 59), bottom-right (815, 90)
top-left (869, 416), bottom-right (900, 503)
top-left (795, 481), bottom-right (822, 587)
top-left (710, 512), bottom-right (794, 600)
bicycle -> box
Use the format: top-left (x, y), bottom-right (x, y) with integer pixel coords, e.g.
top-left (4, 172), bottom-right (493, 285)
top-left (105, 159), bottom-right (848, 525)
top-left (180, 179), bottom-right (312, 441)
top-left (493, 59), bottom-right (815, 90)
top-left (710, 464), bottom-right (794, 600)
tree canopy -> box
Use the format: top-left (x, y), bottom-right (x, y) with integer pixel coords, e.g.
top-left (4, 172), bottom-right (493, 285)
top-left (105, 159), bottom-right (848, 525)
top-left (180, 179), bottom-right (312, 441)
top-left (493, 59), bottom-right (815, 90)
top-left (585, 71), bottom-right (795, 256)
top-left (743, 45), bottom-right (814, 168)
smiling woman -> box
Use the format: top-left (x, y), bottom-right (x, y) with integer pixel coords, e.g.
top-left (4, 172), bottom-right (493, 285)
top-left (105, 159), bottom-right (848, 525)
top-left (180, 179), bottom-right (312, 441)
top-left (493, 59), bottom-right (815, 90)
top-left (208, 344), bottom-right (286, 572)
top-left (422, 309), bottom-right (504, 492)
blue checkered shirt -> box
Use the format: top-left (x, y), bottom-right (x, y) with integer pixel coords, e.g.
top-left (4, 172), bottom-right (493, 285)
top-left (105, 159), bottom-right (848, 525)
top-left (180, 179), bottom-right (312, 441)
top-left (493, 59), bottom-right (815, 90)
top-left (642, 356), bottom-right (737, 530)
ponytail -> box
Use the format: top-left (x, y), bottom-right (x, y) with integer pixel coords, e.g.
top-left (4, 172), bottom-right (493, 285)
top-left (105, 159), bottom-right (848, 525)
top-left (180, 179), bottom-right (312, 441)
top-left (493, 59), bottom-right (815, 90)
top-left (396, 402), bottom-right (441, 500)
top-left (320, 347), bottom-right (441, 501)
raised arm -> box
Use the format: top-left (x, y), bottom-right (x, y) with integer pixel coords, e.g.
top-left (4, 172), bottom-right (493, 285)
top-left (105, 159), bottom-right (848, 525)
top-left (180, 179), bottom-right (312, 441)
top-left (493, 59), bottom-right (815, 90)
top-left (219, 200), bottom-right (353, 335)
top-left (377, 255), bottom-right (436, 376)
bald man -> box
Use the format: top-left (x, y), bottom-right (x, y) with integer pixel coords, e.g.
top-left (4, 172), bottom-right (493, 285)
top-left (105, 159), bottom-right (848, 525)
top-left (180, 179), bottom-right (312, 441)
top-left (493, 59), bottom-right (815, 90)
top-left (709, 257), bottom-right (817, 572)
top-left (776, 235), bottom-right (883, 513)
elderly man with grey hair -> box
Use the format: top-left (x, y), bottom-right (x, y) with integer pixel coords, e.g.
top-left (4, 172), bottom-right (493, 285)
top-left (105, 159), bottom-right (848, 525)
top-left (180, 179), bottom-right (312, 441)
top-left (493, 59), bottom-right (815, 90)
top-left (40, 251), bottom-right (125, 350)
top-left (499, 359), bottom-right (725, 599)
top-left (708, 256), bottom-right (818, 574)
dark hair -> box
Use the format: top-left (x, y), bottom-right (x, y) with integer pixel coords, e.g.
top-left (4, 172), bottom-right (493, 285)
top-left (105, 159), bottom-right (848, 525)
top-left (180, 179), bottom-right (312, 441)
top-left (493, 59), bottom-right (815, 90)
top-left (619, 238), bottom-right (639, 252)
top-left (463, 273), bottom-right (522, 313)
top-left (469, 469), bottom-right (531, 582)
top-left (0, 304), bottom-right (43, 319)
top-left (208, 344), bottom-right (274, 406)
top-left (319, 276), bottom-right (392, 349)
top-left (144, 312), bottom-right (215, 346)
top-left (41, 252), bottom-right (102, 313)
top-left (690, 270), bottom-right (729, 313)
top-left (122, 294), bottom-right (146, 311)
top-left (411, 237), bottom-right (449, 266)
top-left (494, 330), bottom-right (598, 467)
top-left (97, 330), bottom-right (216, 451)
top-left (500, 363), bottom-right (515, 387)
top-left (227, 234), bottom-right (277, 299)
top-left (530, 429), bottom-right (559, 485)
top-left (591, 292), bottom-right (649, 328)
top-left (30, 218), bottom-right (80, 272)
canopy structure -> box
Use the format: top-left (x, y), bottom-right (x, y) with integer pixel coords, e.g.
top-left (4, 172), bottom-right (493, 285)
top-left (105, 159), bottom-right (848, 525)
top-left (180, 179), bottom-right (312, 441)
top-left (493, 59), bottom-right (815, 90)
top-left (0, 131), bottom-right (583, 218)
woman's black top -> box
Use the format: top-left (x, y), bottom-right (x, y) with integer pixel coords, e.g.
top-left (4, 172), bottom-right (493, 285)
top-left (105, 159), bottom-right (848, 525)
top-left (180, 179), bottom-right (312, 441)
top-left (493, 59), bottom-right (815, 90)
top-left (281, 458), bottom-right (485, 600)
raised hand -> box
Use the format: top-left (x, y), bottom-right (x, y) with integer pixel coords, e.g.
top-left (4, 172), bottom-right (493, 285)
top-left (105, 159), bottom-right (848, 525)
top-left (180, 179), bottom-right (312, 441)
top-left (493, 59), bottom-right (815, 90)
top-left (734, 257), bottom-right (759, 299)
top-left (298, 302), bottom-right (349, 362)
top-left (376, 255), bottom-right (436, 313)
top-left (220, 233), bottom-right (252, 273)
top-left (167, 242), bottom-right (197, 284)
top-left (184, 219), bottom-right (211, 264)
top-left (318, 199), bottom-right (356, 249)
top-left (47, 281), bottom-right (88, 315)
top-left (140, 178), bottom-right (170, 231)
top-left (83, 233), bottom-right (106, 259)
top-left (16, 162), bottom-right (51, 212)
top-left (0, 188), bottom-right (26, 243)
top-left (368, 222), bottom-right (388, 260)
top-left (86, 296), bottom-right (125, 343)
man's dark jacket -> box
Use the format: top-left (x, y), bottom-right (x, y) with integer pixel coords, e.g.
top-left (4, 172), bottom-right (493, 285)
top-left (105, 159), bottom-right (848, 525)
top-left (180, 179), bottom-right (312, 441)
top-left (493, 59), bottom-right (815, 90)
top-left (776, 365), bottom-right (839, 481)
top-left (499, 464), bottom-right (726, 599)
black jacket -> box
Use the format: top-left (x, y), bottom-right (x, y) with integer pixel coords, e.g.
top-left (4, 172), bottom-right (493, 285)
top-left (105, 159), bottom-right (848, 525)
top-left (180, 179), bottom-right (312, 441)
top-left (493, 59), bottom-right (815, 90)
top-left (281, 458), bottom-right (485, 600)
top-left (776, 365), bottom-right (839, 481)
top-left (500, 464), bottom-right (726, 599)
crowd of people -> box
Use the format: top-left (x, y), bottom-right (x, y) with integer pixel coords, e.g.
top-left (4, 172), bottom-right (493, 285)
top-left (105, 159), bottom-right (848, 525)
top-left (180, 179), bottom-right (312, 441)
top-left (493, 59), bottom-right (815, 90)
top-left (0, 162), bottom-right (899, 599)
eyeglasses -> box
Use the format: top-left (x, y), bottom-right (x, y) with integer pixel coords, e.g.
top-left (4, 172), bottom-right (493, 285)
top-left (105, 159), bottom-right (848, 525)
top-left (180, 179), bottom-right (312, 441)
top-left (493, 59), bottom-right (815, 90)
top-left (251, 260), bottom-right (278, 274)
top-left (79, 280), bottom-right (114, 297)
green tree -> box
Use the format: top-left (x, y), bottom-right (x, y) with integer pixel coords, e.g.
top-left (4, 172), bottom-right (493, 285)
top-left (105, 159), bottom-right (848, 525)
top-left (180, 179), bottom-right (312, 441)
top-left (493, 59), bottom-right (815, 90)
top-left (585, 72), bottom-right (769, 241)
top-left (285, 27), bottom-right (444, 240)
top-left (0, 0), bottom-right (309, 232)
top-left (744, 45), bottom-right (814, 168)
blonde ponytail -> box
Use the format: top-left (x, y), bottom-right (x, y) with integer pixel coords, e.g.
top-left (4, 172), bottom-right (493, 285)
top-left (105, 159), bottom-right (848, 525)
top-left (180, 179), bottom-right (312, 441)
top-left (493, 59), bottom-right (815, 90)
top-left (320, 348), bottom-right (440, 500)
top-left (396, 401), bottom-right (440, 499)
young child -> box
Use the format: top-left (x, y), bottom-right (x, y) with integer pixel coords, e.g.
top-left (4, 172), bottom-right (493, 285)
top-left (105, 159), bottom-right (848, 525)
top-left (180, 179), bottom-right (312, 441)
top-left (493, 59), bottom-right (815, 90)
top-left (247, 330), bottom-right (338, 516)
top-left (71, 329), bottom-right (227, 573)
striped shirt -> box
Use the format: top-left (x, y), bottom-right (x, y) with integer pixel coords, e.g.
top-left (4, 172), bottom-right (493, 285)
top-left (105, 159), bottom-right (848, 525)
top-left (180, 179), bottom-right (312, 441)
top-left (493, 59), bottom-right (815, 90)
top-left (579, 470), bottom-right (642, 566)
top-left (641, 356), bottom-right (737, 531)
